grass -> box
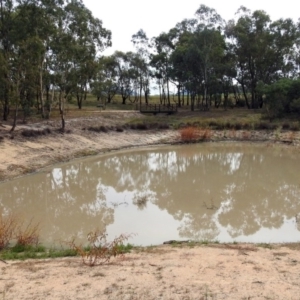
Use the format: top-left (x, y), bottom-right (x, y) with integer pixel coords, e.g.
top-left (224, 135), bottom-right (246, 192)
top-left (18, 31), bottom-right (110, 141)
top-left (125, 107), bottom-right (299, 133)
top-left (1, 235), bottom-right (300, 262)
top-left (0, 246), bottom-right (77, 260)
top-left (2, 93), bottom-right (299, 135)
top-left (86, 125), bottom-right (109, 133)
top-left (73, 149), bottom-right (99, 158)
top-left (257, 243), bottom-right (273, 249)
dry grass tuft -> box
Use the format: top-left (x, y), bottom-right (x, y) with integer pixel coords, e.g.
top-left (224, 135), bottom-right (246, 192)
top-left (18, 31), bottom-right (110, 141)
top-left (0, 213), bottom-right (40, 250)
top-left (0, 213), bottom-right (18, 250)
top-left (15, 218), bottom-right (40, 247)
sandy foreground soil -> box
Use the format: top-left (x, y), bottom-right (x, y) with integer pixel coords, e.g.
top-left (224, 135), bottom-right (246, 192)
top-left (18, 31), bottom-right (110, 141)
top-left (0, 243), bottom-right (300, 300)
top-left (1, 111), bottom-right (300, 300)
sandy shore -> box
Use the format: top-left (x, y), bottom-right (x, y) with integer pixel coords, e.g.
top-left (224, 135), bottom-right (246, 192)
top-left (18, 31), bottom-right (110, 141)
top-left (1, 243), bottom-right (300, 299)
top-left (1, 111), bottom-right (300, 299)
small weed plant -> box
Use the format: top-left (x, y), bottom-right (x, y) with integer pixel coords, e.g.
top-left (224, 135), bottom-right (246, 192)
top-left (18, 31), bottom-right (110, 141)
top-left (67, 230), bottom-right (133, 266)
top-left (0, 213), bottom-right (18, 250)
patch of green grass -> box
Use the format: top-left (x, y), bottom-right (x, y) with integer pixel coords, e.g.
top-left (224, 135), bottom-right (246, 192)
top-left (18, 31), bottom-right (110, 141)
top-left (116, 243), bottom-right (134, 253)
top-left (81, 243), bottom-right (134, 254)
top-left (11, 244), bottom-right (45, 253)
top-left (73, 149), bottom-right (99, 158)
top-left (256, 243), bottom-right (273, 249)
top-left (125, 107), bottom-right (268, 131)
top-left (0, 246), bottom-right (77, 260)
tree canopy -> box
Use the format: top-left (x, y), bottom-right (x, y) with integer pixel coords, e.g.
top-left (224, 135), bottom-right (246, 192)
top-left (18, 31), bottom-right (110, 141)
top-left (1, 2), bottom-right (300, 129)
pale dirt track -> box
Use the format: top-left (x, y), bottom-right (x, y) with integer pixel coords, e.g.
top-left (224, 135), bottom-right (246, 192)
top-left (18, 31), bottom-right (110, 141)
top-left (0, 111), bottom-right (300, 299)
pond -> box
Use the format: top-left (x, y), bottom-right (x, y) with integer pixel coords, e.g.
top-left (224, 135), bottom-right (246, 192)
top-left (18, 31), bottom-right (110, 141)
top-left (0, 143), bottom-right (300, 247)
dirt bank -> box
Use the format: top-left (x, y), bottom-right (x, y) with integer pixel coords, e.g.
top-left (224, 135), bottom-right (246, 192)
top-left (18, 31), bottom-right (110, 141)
top-left (1, 111), bottom-right (300, 299)
top-left (0, 111), bottom-right (299, 182)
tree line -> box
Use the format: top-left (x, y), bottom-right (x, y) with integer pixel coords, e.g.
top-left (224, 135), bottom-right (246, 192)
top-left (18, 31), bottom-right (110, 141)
top-left (1, 1), bottom-right (300, 131)
top-left (97, 5), bottom-right (300, 118)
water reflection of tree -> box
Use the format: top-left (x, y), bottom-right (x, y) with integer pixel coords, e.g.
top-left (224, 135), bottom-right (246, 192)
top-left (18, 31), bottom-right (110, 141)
top-left (95, 144), bottom-right (300, 241)
top-left (0, 162), bottom-right (113, 245)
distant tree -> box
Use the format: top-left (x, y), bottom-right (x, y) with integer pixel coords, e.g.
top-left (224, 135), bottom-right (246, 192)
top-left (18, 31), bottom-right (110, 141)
top-left (131, 29), bottom-right (151, 104)
top-left (91, 55), bottom-right (119, 104)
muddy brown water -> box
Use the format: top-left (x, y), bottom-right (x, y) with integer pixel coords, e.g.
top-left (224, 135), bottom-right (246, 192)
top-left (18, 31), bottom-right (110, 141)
top-left (1, 143), bottom-right (300, 247)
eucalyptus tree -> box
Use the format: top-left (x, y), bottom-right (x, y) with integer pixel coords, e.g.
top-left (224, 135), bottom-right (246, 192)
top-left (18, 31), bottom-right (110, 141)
top-left (11, 0), bottom-right (59, 121)
top-left (131, 29), bottom-right (151, 104)
top-left (225, 7), bottom-right (298, 109)
top-left (49, 0), bottom-right (111, 129)
top-left (113, 51), bottom-right (137, 105)
top-left (158, 5), bottom-right (227, 110)
top-left (63, 0), bottom-right (111, 110)
top-left (0, 0), bottom-right (111, 130)
top-left (150, 30), bottom-right (178, 105)
top-left (0, 0), bottom-right (14, 121)
top-left (91, 55), bottom-right (119, 104)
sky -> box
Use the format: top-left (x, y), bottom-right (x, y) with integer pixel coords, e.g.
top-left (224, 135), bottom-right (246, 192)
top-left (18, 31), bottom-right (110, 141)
top-left (83, 0), bottom-right (300, 55)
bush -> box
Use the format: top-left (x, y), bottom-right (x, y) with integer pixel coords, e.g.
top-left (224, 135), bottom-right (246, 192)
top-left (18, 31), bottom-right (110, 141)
top-left (233, 122), bottom-right (243, 130)
top-left (224, 122), bottom-right (233, 129)
top-left (254, 122), bottom-right (277, 130)
top-left (282, 122), bottom-right (290, 130)
top-left (179, 127), bottom-right (212, 142)
top-left (133, 123), bottom-right (148, 130)
top-left (115, 126), bottom-right (124, 132)
top-left (158, 123), bottom-right (169, 129)
top-left (208, 120), bottom-right (218, 128)
top-left (87, 126), bottom-right (109, 133)
top-left (21, 128), bottom-right (51, 137)
top-left (241, 123), bottom-right (253, 130)
top-left (179, 127), bottom-right (198, 142)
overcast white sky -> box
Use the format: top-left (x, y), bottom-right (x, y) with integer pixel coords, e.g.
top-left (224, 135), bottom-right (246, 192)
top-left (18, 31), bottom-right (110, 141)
top-left (83, 0), bottom-right (300, 55)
